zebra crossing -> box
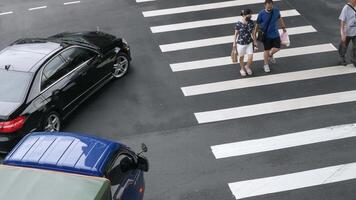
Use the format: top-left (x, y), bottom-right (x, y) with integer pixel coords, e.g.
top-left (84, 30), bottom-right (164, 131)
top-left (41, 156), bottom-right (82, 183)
top-left (137, 0), bottom-right (356, 199)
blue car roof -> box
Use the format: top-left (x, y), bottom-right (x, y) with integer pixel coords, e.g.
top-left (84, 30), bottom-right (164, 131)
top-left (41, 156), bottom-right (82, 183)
top-left (4, 132), bottom-right (121, 177)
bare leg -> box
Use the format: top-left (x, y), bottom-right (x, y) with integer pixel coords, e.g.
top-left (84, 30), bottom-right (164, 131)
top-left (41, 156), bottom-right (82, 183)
top-left (239, 56), bottom-right (245, 69)
top-left (264, 50), bottom-right (269, 65)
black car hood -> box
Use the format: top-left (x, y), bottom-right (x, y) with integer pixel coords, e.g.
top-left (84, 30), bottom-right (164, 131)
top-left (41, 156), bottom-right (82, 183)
top-left (0, 102), bottom-right (21, 119)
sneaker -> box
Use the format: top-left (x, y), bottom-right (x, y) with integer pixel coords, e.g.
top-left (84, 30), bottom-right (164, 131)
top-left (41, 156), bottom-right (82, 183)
top-left (240, 69), bottom-right (247, 77)
top-left (269, 54), bottom-right (276, 64)
top-left (263, 64), bottom-right (271, 73)
top-left (245, 66), bottom-right (253, 75)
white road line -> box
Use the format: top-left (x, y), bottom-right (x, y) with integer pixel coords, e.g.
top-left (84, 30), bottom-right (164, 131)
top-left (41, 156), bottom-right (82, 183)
top-left (195, 90), bottom-right (356, 124)
top-left (151, 9), bottom-right (300, 33)
top-left (28, 6), bottom-right (47, 11)
top-left (137, 0), bottom-right (155, 2)
top-left (171, 43), bottom-right (337, 72)
top-left (64, 1), bottom-right (81, 5)
top-left (212, 123), bottom-right (356, 159)
top-left (143, 0), bottom-right (279, 17)
top-left (0, 11), bottom-right (13, 16)
top-left (182, 65), bottom-right (356, 96)
top-left (160, 25), bottom-right (316, 52)
top-left (229, 162), bottom-right (356, 199)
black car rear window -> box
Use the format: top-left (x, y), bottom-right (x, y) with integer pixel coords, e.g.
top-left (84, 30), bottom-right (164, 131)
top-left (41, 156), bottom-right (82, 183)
top-left (0, 69), bottom-right (32, 102)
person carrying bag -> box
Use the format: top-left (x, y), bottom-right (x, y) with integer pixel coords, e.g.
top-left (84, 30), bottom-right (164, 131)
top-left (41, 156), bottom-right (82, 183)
top-left (232, 8), bottom-right (256, 77)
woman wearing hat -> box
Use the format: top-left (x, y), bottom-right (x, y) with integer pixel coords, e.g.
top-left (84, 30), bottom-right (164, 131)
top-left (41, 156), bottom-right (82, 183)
top-left (233, 9), bottom-right (257, 77)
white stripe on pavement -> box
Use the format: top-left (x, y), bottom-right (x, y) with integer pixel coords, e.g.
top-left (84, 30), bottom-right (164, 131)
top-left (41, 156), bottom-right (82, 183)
top-left (0, 11), bottom-right (13, 16)
top-left (28, 6), bottom-right (47, 11)
top-left (136, 0), bottom-right (155, 2)
top-left (143, 0), bottom-right (279, 17)
top-left (212, 123), bottom-right (356, 159)
top-left (64, 1), bottom-right (81, 5)
top-left (171, 43), bottom-right (337, 72)
top-left (182, 65), bottom-right (356, 96)
top-left (160, 25), bottom-right (316, 52)
top-left (151, 9), bottom-right (300, 33)
top-left (195, 90), bottom-right (356, 124)
top-left (229, 162), bottom-right (356, 199)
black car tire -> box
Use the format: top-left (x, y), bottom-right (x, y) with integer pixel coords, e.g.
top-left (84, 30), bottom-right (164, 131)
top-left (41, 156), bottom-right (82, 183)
top-left (42, 111), bottom-right (62, 132)
top-left (112, 52), bottom-right (130, 79)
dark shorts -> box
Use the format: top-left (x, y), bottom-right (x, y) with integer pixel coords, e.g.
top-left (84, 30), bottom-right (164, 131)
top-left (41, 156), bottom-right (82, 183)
top-left (263, 37), bottom-right (281, 50)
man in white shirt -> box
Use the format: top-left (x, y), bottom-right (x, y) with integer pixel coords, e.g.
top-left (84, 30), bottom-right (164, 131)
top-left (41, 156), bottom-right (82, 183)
top-left (339, 0), bottom-right (356, 66)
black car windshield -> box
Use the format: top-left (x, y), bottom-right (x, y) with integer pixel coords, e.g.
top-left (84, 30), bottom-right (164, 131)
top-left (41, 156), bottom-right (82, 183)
top-left (0, 69), bottom-right (32, 102)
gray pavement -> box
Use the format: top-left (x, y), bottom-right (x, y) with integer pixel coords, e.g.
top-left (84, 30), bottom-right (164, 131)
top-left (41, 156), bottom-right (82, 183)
top-left (1, 0), bottom-right (356, 199)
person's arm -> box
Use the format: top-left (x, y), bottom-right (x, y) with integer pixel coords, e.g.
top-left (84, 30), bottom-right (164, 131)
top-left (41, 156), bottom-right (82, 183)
top-left (279, 17), bottom-right (287, 32)
top-left (340, 20), bottom-right (346, 42)
top-left (233, 29), bottom-right (239, 47)
top-left (253, 23), bottom-right (258, 46)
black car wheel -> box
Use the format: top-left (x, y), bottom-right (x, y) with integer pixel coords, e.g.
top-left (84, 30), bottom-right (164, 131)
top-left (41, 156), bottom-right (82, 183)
top-left (43, 111), bottom-right (61, 132)
top-left (112, 52), bottom-right (130, 78)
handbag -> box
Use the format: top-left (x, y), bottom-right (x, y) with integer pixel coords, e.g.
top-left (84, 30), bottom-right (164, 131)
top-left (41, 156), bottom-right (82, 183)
top-left (280, 31), bottom-right (290, 47)
top-left (231, 46), bottom-right (238, 63)
top-left (257, 10), bottom-right (274, 42)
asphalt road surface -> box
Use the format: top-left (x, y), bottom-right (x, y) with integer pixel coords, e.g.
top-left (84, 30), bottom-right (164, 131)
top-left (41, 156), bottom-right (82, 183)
top-left (1, 0), bottom-right (356, 199)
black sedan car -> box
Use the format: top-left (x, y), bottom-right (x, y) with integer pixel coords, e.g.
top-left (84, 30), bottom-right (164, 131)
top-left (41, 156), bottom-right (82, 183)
top-left (0, 31), bottom-right (131, 153)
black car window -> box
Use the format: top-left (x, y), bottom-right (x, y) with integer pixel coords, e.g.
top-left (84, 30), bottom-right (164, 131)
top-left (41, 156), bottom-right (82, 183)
top-left (41, 56), bottom-right (66, 90)
top-left (60, 47), bottom-right (96, 68)
top-left (107, 154), bottom-right (135, 185)
top-left (0, 69), bottom-right (32, 102)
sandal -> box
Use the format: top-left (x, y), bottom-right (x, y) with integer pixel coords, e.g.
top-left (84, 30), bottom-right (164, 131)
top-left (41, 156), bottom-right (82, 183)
top-left (245, 66), bottom-right (253, 75)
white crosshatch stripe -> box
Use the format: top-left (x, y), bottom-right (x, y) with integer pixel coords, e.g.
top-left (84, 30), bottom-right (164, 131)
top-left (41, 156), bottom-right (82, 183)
top-left (150, 9), bottom-right (300, 33)
top-left (229, 162), bottom-right (356, 199)
top-left (63, 1), bottom-right (81, 5)
top-left (142, 0), bottom-right (280, 17)
top-left (28, 6), bottom-right (47, 11)
top-left (211, 123), bottom-right (356, 159)
top-left (182, 65), bottom-right (356, 96)
top-left (170, 43), bottom-right (337, 72)
top-left (195, 90), bottom-right (356, 124)
top-left (136, 0), bottom-right (155, 2)
top-left (0, 11), bottom-right (13, 16)
top-left (160, 25), bottom-right (316, 52)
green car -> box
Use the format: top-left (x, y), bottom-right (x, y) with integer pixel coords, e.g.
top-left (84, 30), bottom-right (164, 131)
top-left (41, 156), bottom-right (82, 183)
top-left (0, 165), bottom-right (111, 200)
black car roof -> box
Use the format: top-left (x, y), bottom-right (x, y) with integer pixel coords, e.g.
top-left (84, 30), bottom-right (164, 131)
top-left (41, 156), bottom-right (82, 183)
top-left (0, 31), bottom-right (118, 73)
top-left (0, 41), bottom-right (62, 73)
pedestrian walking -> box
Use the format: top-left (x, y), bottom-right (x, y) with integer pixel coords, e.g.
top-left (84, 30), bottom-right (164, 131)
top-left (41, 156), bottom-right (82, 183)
top-left (233, 8), bottom-right (256, 77)
top-left (339, 0), bottom-right (356, 67)
top-left (254, 0), bottom-right (287, 73)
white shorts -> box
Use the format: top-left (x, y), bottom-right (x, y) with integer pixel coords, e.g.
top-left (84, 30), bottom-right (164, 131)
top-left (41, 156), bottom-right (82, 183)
top-left (236, 43), bottom-right (253, 57)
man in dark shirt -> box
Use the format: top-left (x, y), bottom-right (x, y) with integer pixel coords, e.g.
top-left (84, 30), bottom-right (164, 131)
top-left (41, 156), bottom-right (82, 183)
top-left (254, 0), bottom-right (287, 73)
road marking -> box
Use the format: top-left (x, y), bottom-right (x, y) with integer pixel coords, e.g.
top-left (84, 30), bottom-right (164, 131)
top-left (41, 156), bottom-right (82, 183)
top-left (171, 43), bottom-right (337, 72)
top-left (195, 89), bottom-right (356, 124)
top-left (64, 1), bottom-right (81, 5)
top-left (143, 0), bottom-right (279, 17)
top-left (212, 123), bottom-right (356, 159)
top-left (160, 25), bottom-right (316, 52)
top-left (229, 162), bottom-right (356, 199)
top-left (151, 9), bottom-right (300, 33)
top-left (182, 65), bottom-right (356, 96)
top-left (28, 6), bottom-right (47, 11)
top-left (136, 0), bottom-right (155, 2)
top-left (0, 11), bottom-right (13, 16)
